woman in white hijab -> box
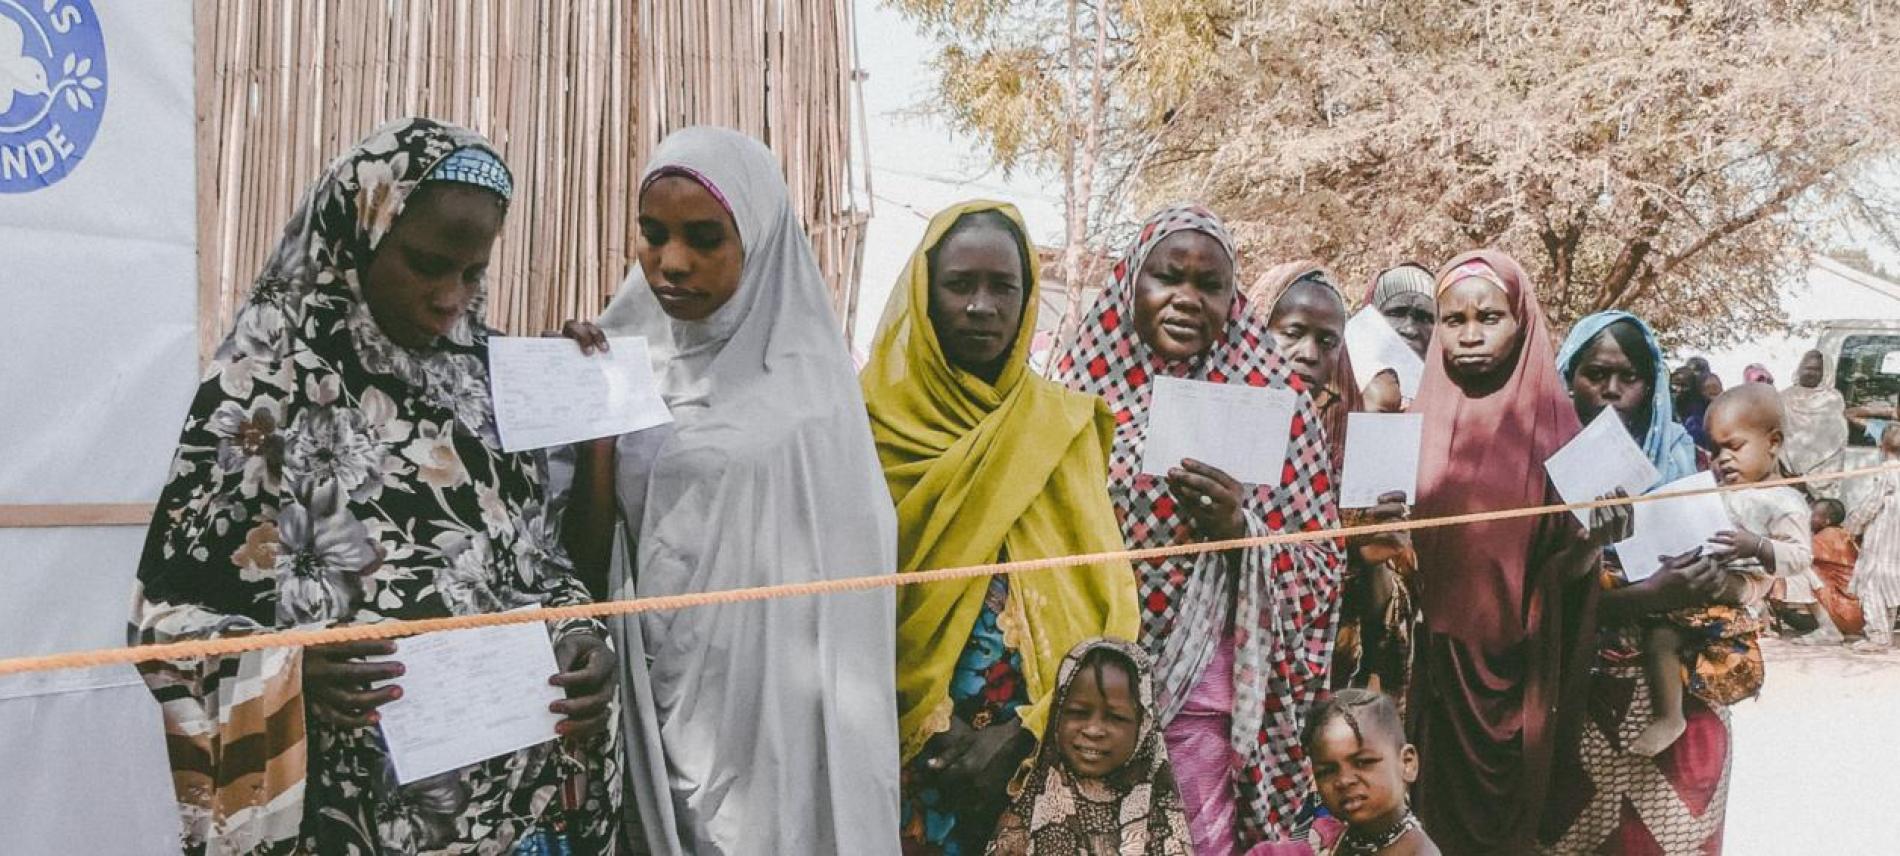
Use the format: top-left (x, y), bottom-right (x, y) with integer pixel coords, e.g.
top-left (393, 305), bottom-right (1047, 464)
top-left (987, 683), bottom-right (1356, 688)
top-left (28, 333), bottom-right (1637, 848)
top-left (1782, 349), bottom-right (1850, 498)
top-left (559, 126), bottom-right (901, 854)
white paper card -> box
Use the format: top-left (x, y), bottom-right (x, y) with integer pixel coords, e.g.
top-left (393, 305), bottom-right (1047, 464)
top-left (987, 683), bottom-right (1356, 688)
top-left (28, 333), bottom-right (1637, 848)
top-left (1544, 408), bottom-right (1662, 527)
top-left (1344, 306), bottom-right (1425, 399)
top-left (1140, 377), bottom-right (1296, 485)
top-left (1613, 471), bottom-right (1733, 583)
top-left (1339, 412), bottom-right (1424, 508)
top-left (1881, 351), bottom-right (1900, 375)
top-left (489, 336), bottom-right (673, 453)
top-left (376, 621), bottom-right (565, 785)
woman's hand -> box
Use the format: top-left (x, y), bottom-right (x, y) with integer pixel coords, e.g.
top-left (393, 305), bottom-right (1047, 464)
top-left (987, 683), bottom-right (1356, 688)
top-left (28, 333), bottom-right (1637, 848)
top-left (1167, 459), bottom-right (1247, 542)
top-left (550, 633), bottom-right (618, 739)
top-left (921, 717), bottom-right (1034, 810)
top-left (1654, 549), bottom-right (1735, 608)
top-left (1351, 491), bottom-right (1412, 565)
top-left (1586, 488), bottom-right (1635, 548)
top-left (304, 639), bottom-right (404, 729)
top-left (1552, 490), bottom-right (1632, 584)
top-left (556, 320), bottom-right (609, 355)
top-left (1363, 369), bottom-right (1403, 414)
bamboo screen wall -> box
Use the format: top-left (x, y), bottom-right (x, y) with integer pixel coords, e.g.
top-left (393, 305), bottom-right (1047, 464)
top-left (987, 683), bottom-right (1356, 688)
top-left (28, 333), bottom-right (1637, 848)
top-left (193, 0), bottom-right (870, 362)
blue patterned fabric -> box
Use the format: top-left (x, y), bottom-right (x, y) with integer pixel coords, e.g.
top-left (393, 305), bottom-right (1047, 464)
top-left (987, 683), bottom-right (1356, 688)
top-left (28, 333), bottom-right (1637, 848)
top-left (511, 827), bottom-right (571, 856)
top-left (426, 146), bottom-right (514, 200)
top-left (900, 574), bottom-right (1029, 854)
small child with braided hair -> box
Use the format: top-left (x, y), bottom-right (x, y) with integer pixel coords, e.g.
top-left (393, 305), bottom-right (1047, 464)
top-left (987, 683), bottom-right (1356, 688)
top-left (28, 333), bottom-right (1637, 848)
top-left (1301, 689), bottom-right (1440, 856)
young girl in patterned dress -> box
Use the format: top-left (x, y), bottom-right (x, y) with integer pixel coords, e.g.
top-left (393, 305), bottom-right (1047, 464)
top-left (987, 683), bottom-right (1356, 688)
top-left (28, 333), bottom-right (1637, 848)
top-left (989, 639), bottom-right (1190, 856)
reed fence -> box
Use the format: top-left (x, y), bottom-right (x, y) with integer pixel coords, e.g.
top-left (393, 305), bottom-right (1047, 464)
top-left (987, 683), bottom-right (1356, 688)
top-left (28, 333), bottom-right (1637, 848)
top-left (193, 0), bottom-right (870, 362)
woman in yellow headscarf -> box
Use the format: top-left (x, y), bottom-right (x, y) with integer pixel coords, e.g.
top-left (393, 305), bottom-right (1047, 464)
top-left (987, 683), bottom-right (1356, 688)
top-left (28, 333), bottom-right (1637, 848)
top-left (863, 201), bottom-right (1140, 854)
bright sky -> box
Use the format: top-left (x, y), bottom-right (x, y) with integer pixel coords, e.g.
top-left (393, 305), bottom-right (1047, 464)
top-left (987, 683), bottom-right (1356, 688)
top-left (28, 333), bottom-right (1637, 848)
top-left (850, 0), bottom-right (1061, 353)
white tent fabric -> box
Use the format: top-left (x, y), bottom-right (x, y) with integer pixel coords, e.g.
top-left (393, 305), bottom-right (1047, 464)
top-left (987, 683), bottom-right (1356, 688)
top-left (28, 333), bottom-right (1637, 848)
top-left (0, 2), bottom-right (194, 851)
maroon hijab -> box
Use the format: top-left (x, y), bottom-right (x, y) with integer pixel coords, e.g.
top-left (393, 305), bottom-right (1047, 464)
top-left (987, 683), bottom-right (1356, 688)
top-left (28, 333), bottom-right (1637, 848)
top-left (1411, 251), bottom-right (1580, 641)
top-left (1406, 249), bottom-right (1591, 855)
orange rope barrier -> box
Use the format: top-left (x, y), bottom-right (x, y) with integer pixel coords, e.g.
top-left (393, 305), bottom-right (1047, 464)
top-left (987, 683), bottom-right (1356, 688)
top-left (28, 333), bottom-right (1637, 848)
top-left (2, 461), bottom-right (1892, 677)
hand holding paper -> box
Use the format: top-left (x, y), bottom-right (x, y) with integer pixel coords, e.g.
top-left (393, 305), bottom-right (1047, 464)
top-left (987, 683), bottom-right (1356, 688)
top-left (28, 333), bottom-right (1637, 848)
top-left (1164, 458), bottom-right (1249, 542)
top-left (549, 634), bottom-right (617, 739)
top-left (1545, 408), bottom-right (1661, 527)
top-left (489, 336), bottom-right (673, 452)
top-left (1339, 412), bottom-right (1423, 508)
top-left (304, 639), bottom-right (404, 729)
top-left (1140, 377), bottom-right (1296, 486)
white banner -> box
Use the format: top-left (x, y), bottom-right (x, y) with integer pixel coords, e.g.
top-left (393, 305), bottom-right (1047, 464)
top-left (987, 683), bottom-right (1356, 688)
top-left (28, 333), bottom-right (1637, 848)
top-left (0, 1), bottom-right (193, 851)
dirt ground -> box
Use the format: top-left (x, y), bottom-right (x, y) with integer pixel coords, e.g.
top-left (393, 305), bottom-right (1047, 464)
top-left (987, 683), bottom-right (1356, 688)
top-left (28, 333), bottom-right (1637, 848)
top-left (1725, 638), bottom-right (1900, 853)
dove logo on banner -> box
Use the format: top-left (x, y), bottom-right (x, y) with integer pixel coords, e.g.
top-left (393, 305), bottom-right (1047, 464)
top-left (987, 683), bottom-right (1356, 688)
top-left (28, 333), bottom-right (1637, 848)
top-left (0, 0), bottom-right (105, 193)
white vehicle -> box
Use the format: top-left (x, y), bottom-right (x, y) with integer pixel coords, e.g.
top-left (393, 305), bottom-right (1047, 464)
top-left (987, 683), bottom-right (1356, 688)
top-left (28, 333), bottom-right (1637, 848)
top-left (1813, 319), bottom-right (1900, 509)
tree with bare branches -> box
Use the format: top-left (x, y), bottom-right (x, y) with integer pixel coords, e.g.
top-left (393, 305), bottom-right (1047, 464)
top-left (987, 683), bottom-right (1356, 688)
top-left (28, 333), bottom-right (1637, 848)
top-left (887, 0), bottom-right (1203, 335)
top-left (896, 0), bottom-right (1900, 348)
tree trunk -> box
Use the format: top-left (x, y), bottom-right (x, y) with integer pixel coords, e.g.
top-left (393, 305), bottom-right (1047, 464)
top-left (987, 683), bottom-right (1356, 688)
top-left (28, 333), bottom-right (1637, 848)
top-left (1056, 0), bottom-right (1111, 358)
top-left (1057, 0), bottom-right (1084, 356)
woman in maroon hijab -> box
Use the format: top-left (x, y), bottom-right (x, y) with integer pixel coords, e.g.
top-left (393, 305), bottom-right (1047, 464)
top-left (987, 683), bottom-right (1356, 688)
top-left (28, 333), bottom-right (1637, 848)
top-left (1407, 251), bottom-right (1628, 854)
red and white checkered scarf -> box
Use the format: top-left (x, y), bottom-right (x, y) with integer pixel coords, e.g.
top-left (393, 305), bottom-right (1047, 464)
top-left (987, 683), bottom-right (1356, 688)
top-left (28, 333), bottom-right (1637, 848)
top-left (1053, 204), bottom-right (1344, 844)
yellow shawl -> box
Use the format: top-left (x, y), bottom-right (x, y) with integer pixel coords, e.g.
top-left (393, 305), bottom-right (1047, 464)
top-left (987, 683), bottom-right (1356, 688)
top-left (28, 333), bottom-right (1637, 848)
top-left (862, 200), bottom-right (1140, 764)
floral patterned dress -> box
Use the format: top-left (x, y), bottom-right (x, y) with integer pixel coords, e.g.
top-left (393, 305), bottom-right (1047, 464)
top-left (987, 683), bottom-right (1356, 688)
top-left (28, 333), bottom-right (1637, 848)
top-left (901, 575), bottom-right (1030, 855)
top-left (132, 119), bottom-right (620, 854)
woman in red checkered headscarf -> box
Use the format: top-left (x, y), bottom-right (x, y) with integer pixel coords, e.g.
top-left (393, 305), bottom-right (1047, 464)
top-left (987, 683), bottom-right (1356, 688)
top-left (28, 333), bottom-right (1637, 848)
top-left (1053, 204), bottom-right (1345, 852)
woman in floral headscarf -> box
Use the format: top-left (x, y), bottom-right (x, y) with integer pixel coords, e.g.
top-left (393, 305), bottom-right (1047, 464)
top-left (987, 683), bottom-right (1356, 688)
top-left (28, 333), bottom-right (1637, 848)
top-left (133, 119), bottom-right (621, 854)
top-left (1053, 205), bottom-right (1344, 852)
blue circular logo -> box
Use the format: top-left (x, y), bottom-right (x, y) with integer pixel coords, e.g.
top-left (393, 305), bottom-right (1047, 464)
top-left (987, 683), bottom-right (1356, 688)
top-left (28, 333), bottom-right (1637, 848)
top-left (0, 0), bottom-right (106, 193)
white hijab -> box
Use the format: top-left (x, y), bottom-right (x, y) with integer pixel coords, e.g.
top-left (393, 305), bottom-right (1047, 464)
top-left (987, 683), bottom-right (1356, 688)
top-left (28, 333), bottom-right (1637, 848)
top-left (594, 126), bottom-right (901, 855)
top-left (1782, 380), bottom-right (1849, 476)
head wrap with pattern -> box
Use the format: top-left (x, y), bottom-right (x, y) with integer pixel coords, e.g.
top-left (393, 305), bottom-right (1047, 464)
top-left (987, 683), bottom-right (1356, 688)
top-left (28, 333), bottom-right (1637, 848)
top-left (1054, 204), bottom-right (1344, 843)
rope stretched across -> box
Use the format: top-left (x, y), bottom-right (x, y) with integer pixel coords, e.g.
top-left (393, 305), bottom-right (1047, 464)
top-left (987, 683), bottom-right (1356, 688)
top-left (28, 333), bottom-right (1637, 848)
top-left (2, 461), bottom-right (1891, 677)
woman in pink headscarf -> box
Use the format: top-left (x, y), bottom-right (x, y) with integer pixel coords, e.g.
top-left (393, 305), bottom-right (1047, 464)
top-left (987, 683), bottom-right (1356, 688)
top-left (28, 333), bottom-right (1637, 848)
top-left (1406, 251), bottom-right (1629, 855)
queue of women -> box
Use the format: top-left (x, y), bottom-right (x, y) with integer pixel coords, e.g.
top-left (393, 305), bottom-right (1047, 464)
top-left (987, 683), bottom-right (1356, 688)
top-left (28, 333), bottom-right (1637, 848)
top-left (133, 118), bottom-right (1809, 856)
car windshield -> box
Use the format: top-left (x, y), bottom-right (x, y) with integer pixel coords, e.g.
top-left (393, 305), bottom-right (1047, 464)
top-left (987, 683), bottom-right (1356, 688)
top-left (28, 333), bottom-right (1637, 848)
top-left (1836, 333), bottom-right (1900, 446)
